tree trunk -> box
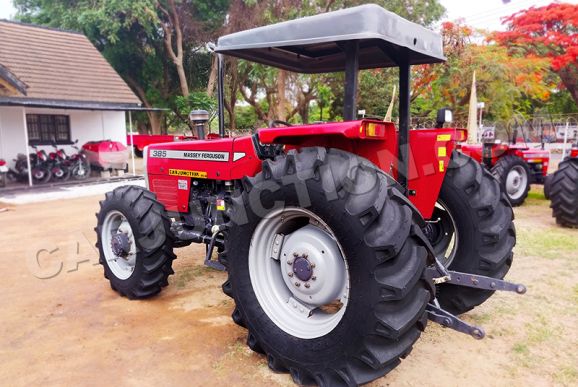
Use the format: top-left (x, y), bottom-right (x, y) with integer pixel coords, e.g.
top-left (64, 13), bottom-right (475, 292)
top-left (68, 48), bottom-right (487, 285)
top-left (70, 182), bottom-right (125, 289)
top-left (159, 0), bottom-right (189, 96)
top-left (299, 103), bottom-right (309, 124)
top-left (125, 75), bottom-right (163, 135)
top-left (175, 62), bottom-right (189, 97)
top-left (558, 65), bottom-right (578, 106)
top-left (276, 70), bottom-right (286, 120)
top-left (147, 112), bottom-right (163, 134)
top-left (207, 55), bottom-right (218, 97)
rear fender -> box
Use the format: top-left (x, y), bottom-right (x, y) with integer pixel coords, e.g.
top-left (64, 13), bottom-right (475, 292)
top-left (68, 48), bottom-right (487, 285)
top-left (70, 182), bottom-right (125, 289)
top-left (407, 129), bottom-right (465, 219)
top-left (259, 121), bottom-right (465, 219)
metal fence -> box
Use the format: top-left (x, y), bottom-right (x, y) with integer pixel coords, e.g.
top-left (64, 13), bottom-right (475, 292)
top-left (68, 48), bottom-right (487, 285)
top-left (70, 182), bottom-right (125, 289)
top-left (227, 114), bottom-right (578, 146)
top-left (411, 113), bottom-right (578, 145)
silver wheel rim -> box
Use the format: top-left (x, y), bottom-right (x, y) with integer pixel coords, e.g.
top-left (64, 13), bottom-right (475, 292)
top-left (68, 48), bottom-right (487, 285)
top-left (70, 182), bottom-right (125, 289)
top-left (248, 207), bottom-right (350, 339)
top-left (102, 210), bottom-right (137, 280)
top-left (434, 200), bottom-right (459, 267)
top-left (506, 166), bottom-right (528, 200)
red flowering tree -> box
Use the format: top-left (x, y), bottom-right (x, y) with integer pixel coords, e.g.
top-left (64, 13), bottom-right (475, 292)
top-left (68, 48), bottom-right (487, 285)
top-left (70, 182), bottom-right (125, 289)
top-left (494, 3), bottom-right (578, 105)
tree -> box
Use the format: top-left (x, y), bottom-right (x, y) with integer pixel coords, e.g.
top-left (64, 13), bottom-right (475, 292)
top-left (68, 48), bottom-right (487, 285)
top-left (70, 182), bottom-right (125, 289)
top-left (412, 21), bottom-right (553, 123)
top-left (494, 3), bottom-right (578, 106)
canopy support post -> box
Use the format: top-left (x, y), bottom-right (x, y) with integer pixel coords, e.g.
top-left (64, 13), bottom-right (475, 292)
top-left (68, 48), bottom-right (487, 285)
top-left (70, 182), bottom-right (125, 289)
top-left (129, 111), bottom-right (136, 176)
top-left (21, 107), bottom-right (32, 187)
top-left (217, 53), bottom-right (225, 138)
top-left (398, 56), bottom-right (411, 194)
top-left (343, 40), bottom-right (359, 121)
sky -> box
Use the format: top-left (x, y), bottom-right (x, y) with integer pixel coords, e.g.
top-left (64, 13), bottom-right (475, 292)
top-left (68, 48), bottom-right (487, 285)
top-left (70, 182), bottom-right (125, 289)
top-left (0, 0), bottom-right (15, 20)
top-left (1, 0), bottom-right (577, 30)
top-left (440, 0), bottom-right (578, 31)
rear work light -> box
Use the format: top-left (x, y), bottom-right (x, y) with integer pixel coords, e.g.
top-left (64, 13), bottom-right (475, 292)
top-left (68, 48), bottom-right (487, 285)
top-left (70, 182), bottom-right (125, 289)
top-left (361, 121), bottom-right (387, 138)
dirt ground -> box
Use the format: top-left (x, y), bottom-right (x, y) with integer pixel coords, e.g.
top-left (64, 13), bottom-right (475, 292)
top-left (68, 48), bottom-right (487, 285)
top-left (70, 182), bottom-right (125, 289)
top-left (0, 186), bottom-right (577, 387)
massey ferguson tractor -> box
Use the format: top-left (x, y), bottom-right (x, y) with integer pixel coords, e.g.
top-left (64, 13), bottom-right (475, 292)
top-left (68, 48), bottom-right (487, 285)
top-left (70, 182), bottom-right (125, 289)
top-left (460, 126), bottom-right (550, 206)
top-left (545, 140), bottom-right (578, 227)
top-left (96, 5), bottom-right (524, 385)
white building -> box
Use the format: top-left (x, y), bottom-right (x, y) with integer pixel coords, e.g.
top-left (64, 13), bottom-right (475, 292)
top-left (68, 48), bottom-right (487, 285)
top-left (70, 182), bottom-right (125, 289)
top-left (0, 20), bottom-right (142, 185)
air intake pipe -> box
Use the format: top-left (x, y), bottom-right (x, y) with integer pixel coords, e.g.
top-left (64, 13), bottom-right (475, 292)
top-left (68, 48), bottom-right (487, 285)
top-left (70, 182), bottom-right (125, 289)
top-left (189, 110), bottom-right (209, 140)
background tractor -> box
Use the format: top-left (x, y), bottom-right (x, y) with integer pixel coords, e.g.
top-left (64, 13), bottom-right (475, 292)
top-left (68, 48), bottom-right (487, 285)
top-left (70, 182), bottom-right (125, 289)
top-left (460, 122), bottom-right (550, 206)
top-left (95, 5), bottom-right (524, 386)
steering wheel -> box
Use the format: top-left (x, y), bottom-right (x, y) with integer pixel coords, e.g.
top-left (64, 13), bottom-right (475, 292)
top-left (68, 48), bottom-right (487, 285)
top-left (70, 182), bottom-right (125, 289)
top-left (268, 119), bottom-right (293, 128)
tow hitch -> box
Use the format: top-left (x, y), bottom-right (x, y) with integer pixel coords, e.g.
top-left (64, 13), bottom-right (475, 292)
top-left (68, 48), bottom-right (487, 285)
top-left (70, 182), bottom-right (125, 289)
top-left (425, 260), bottom-right (526, 338)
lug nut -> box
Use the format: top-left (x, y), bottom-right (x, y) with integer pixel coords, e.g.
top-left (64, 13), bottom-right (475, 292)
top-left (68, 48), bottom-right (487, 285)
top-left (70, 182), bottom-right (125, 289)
top-left (304, 283), bottom-right (310, 288)
top-left (310, 263), bottom-right (316, 268)
top-left (287, 260), bottom-right (293, 265)
top-left (288, 272), bottom-right (294, 277)
top-left (295, 282), bottom-right (301, 287)
top-left (293, 252), bottom-right (298, 257)
top-left (311, 276), bottom-right (317, 281)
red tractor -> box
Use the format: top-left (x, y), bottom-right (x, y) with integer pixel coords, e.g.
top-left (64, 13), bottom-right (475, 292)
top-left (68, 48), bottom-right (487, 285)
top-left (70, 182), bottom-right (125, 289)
top-left (95, 5), bottom-right (524, 385)
top-left (460, 126), bottom-right (550, 206)
top-left (545, 139), bottom-right (578, 227)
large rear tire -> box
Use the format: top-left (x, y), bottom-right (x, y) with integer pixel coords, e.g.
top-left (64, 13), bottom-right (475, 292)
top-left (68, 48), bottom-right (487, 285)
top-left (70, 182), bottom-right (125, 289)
top-left (96, 185), bottom-right (176, 299)
top-left (549, 158), bottom-right (578, 228)
top-left (429, 152), bottom-right (516, 315)
top-left (224, 147), bottom-right (432, 386)
top-left (491, 155), bottom-right (530, 206)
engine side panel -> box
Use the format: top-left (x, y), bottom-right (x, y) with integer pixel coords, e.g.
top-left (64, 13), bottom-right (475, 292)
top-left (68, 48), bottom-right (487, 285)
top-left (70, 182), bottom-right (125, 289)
top-left (146, 136), bottom-right (260, 212)
top-left (514, 148), bottom-right (550, 178)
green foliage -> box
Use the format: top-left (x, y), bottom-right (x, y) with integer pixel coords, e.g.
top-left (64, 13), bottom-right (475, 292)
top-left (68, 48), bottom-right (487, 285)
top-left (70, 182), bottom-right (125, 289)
top-left (175, 92), bottom-right (217, 117)
top-left (235, 105), bottom-right (258, 130)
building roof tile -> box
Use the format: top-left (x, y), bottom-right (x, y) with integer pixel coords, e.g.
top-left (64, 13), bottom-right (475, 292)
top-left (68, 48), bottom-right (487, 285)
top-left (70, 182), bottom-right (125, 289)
top-left (0, 20), bottom-right (141, 106)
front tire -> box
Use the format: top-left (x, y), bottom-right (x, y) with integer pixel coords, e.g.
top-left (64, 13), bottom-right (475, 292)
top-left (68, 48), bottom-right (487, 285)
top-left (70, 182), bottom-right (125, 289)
top-left (549, 158), bottom-right (578, 228)
top-left (32, 166), bottom-right (52, 184)
top-left (430, 152), bottom-right (516, 315)
top-left (96, 185), bottom-right (176, 299)
top-left (72, 160), bottom-right (90, 180)
top-left (491, 155), bottom-right (530, 206)
top-left (224, 147), bottom-right (431, 386)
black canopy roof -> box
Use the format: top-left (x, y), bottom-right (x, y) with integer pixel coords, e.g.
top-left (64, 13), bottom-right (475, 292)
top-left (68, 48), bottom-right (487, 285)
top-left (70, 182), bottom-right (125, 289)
top-left (215, 4), bottom-right (445, 73)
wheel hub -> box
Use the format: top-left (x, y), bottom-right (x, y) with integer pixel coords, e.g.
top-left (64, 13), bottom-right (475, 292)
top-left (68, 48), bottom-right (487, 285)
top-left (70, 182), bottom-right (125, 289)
top-left (506, 166), bottom-right (528, 199)
top-left (292, 255), bottom-right (313, 281)
top-left (102, 210), bottom-right (137, 280)
top-left (111, 232), bottom-right (131, 258)
top-left (280, 225), bottom-right (346, 306)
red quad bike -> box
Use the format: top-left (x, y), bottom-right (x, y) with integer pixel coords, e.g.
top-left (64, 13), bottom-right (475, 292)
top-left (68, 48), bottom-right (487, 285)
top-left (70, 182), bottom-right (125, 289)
top-left (0, 158), bottom-right (7, 187)
top-left (544, 139), bottom-right (578, 227)
top-left (96, 5), bottom-right (525, 386)
top-left (460, 124), bottom-right (550, 206)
